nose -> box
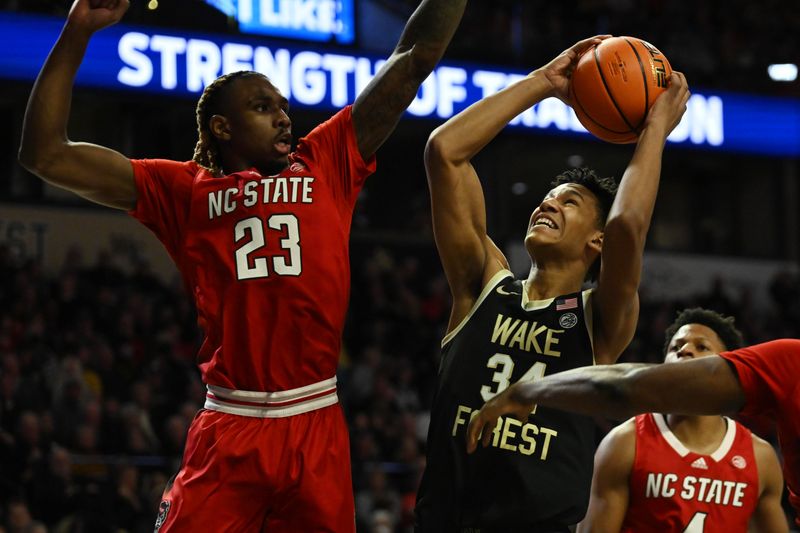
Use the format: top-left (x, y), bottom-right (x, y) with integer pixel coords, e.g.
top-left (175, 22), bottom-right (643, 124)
top-left (676, 344), bottom-right (695, 359)
top-left (539, 197), bottom-right (558, 213)
top-left (275, 109), bottom-right (291, 129)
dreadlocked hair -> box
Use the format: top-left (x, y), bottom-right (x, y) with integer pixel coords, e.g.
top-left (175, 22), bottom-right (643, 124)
top-left (550, 168), bottom-right (618, 282)
top-left (663, 307), bottom-right (745, 356)
top-left (193, 70), bottom-right (265, 176)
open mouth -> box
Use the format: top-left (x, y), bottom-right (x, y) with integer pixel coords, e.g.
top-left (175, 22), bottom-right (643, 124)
top-left (274, 133), bottom-right (292, 155)
top-left (532, 216), bottom-right (558, 230)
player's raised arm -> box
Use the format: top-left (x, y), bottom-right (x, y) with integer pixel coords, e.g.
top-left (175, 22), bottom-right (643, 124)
top-left (591, 72), bottom-right (690, 364)
top-left (466, 354), bottom-right (746, 453)
top-left (18, 0), bottom-right (136, 210)
top-left (425, 36), bottom-right (607, 327)
top-left (576, 422), bottom-right (635, 533)
top-left (351, 0), bottom-right (467, 159)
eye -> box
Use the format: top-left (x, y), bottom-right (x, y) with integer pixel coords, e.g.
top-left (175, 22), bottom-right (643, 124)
top-left (564, 199), bottom-right (577, 205)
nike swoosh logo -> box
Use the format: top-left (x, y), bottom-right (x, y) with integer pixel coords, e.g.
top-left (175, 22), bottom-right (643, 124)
top-left (496, 286), bottom-right (520, 296)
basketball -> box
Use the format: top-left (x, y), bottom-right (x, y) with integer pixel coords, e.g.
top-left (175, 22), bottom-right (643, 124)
top-left (569, 36), bottom-right (672, 143)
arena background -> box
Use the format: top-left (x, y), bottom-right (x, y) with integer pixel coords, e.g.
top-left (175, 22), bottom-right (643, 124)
top-left (0, 0), bottom-right (798, 531)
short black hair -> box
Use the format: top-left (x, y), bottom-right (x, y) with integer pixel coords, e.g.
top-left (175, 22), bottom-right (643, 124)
top-left (663, 307), bottom-right (745, 356)
top-left (550, 167), bottom-right (617, 282)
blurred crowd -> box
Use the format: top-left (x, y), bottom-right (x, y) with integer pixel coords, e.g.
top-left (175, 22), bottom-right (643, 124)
top-left (0, 240), bottom-right (798, 532)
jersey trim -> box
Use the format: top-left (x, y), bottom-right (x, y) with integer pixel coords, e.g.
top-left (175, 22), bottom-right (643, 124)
top-left (582, 289), bottom-right (596, 365)
top-left (204, 377), bottom-right (338, 418)
top-left (520, 279), bottom-right (556, 311)
top-left (652, 413), bottom-right (737, 460)
top-left (441, 269), bottom-right (513, 347)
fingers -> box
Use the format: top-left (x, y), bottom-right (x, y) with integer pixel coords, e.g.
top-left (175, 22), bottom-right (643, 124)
top-left (466, 415), bottom-right (480, 454)
top-left (466, 411), bottom-right (494, 454)
top-left (570, 34), bottom-right (612, 56)
top-left (481, 419), bottom-right (493, 448)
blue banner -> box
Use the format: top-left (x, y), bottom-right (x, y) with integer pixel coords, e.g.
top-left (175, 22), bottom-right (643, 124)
top-left (201, 0), bottom-right (355, 44)
top-left (3, 12), bottom-right (798, 156)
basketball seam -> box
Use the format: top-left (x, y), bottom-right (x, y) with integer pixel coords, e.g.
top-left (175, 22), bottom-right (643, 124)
top-left (572, 88), bottom-right (632, 136)
top-left (624, 37), bottom-right (649, 131)
top-left (593, 44), bottom-right (637, 133)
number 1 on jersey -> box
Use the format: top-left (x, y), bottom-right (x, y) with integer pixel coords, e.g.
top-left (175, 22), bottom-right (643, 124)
top-left (480, 353), bottom-right (546, 414)
top-left (682, 512), bottom-right (707, 532)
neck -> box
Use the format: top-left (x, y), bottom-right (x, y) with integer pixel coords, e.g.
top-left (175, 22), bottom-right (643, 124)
top-left (219, 153), bottom-right (287, 177)
top-left (525, 263), bottom-right (585, 300)
top-left (665, 414), bottom-right (729, 455)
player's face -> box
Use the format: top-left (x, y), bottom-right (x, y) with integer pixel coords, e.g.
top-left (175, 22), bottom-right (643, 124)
top-left (222, 75), bottom-right (293, 171)
top-left (524, 183), bottom-right (602, 256)
top-left (664, 323), bottom-right (726, 364)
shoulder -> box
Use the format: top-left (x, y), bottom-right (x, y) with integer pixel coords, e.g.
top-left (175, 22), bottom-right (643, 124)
top-left (296, 106), bottom-right (355, 147)
top-left (750, 432), bottom-right (782, 485)
top-left (598, 418), bottom-right (637, 460)
top-left (132, 158), bottom-right (199, 179)
top-left (594, 418), bottom-right (637, 477)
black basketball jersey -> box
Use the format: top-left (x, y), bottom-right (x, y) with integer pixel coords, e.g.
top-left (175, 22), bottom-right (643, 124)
top-left (415, 270), bottom-right (597, 532)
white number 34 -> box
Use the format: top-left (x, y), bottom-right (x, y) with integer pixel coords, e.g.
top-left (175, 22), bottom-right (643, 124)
top-left (480, 353), bottom-right (546, 412)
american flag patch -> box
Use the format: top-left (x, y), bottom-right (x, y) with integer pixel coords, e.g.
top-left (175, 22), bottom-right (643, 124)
top-left (556, 297), bottom-right (578, 310)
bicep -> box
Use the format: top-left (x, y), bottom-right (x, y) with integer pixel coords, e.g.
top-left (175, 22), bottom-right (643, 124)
top-left (34, 141), bottom-right (136, 210)
top-left (578, 426), bottom-right (634, 533)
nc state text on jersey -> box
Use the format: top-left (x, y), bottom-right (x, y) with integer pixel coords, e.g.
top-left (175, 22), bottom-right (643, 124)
top-left (646, 472), bottom-right (750, 507)
top-left (208, 176), bottom-right (315, 220)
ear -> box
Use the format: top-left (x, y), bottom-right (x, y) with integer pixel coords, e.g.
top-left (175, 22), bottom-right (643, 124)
top-left (588, 230), bottom-right (603, 255)
top-left (209, 114), bottom-right (231, 142)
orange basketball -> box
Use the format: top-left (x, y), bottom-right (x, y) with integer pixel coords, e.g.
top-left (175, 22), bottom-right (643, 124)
top-left (569, 36), bottom-right (672, 143)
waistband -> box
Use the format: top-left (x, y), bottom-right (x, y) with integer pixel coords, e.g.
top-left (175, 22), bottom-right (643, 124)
top-left (204, 376), bottom-right (338, 418)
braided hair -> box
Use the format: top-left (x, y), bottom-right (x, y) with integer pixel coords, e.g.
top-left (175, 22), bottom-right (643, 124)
top-left (193, 70), bottom-right (266, 176)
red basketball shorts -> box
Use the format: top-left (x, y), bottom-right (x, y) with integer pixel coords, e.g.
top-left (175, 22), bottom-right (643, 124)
top-left (154, 381), bottom-right (354, 532)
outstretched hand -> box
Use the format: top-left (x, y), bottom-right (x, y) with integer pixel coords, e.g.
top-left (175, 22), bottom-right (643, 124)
top-left (538, 35), bottom-right (611, 103)
top-left (466, 383), bottom-right (536, 454)
top-left (642, 71), bottom-right (691, 138)
top-left (67, 0), bottom-right (129, 34)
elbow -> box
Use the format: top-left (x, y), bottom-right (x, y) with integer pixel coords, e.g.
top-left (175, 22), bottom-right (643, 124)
top-left (18, 142), bottom-right (60, 177)
top-left (406, 43), bottom-right (442, 81)
top-left (17, 143), bottom-right (38, 173)
top-left (425, 128), bottom-right (456, 170)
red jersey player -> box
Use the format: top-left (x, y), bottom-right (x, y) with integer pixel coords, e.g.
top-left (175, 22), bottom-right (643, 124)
top-left (19, 0), bottom-right (468, 530)
top-left (579, 309), bottom-right (786, 532)
top-left (467, 337), bottom-right (800, 528)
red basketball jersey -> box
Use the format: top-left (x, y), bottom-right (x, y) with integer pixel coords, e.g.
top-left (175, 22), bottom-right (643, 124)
top-left (721, 339), bottom-right (800, 524)
top-left (129, 106), bottom-right (375, 392)
top-left (621, 413), bottom-right (759, 533)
